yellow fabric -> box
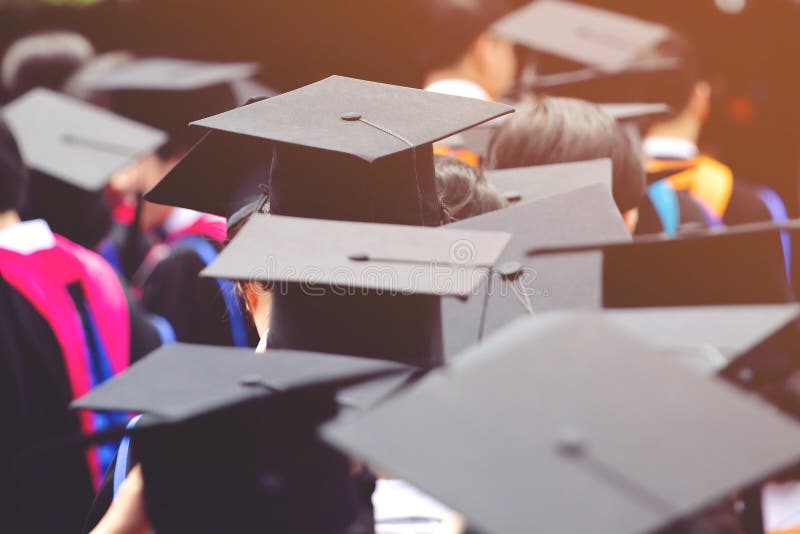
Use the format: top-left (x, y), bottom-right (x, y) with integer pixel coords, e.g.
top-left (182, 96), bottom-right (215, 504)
top-left (433, 144), bottom-right (481, 168)
top-left (648, 156), bottom-right (734, 219)
top-left (767, 529), bottom-right (800, 534)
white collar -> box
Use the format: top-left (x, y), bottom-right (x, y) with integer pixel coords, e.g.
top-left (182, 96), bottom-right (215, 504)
top-left (163, 208), bottom-right (204, 236)
top-left (0, 219), bottom-right (56, 255)
top-left (643, 137), bottom-right (699, 160)
top-left (424, 79), bottom-right (491, 101)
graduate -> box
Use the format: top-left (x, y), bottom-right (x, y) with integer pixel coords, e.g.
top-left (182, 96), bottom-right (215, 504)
top-left (434, 154), bottom-right (506, 222)
top-left (0, 118), bottom-right (161, 534)
top-left (413, 0), bottom-right (519, 166)
top-left (84, 58), bottom-right (262, 347)
top-left (642, 32), bottom-right (779, 227)
top-left (486, 96), bottom-right (646, 233)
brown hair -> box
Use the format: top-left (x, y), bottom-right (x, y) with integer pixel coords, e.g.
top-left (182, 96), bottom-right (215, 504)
top-left (486, 97), bottom-right (646, 213)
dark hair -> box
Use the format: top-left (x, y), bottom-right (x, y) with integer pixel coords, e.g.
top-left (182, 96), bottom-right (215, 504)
top-left (435, 155), bottom-right (506, 221)
top-left (413, 0), bottom-right (514, 72)
top-left (1, 31), bottom-right (94, 98)
top-left (487, 97), bottom-right (646, 213)
top-left (20, 171), bottom-right (111, 249)
top-left (0, 119), bottom-right (28, 213)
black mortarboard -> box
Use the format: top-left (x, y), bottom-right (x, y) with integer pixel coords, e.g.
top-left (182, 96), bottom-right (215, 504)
top-left (492, 0), bottom-right (671, 72)
top-left (1, 88), bottom-right (166, 192)
top-left (144, 96), bottom-right (274, 233)
top-left (205, 214), bottom-right (511, 366)
top-left (323, 315), bottom-right (800, 534)
top-left (442, 183), bottom-right (630, 357)
top-left (156, 76), bottom-right (511, 366)
top-left (191, 75), bottom-right (512, 163)
top-left (528, 220), bottom-right (795, 308)
top-left (1, 88), bottom-right (166, 248)
top-left (526, 305), bottom-right (800, 375)
top-left (485, 158), bottom-right (612, 205)
top-left (83, 58), bottom-right (257, 153)
top-left (73, 343), bottom-right (410, 421)
top-left (147, 76), bottom-right (511, 226)
top-left (73, 343), bottom-right (411, 533)
top-left (203, 214), bottom-right (509, 296)
top-left (600, 102), bottom-right (670, 121)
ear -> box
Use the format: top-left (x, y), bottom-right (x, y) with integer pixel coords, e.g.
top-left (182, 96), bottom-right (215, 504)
top-left (689, 80), bottom-right (712, 123)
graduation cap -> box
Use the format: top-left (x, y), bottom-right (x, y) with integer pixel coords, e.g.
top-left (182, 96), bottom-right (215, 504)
top-left (1, 88), bottom-right (166, 248)
top-left (72, 342), bottom-right (413, 533)
top-left (83, 57), bottom-right (258, 152)
top-left (600, 102), bottom-right (670, 121)
top-left (145, 96), bottom-right (274, 231)
top-left (485, 158), bottom-right (612, 205)
top-left (492, 0), bottom-right (671, 72)
top-left (442, 183), bottom-right (630, 357)
top-left (527, 220), bottom-right (796, 308)
top-left (84, 58), bottom-right (258, 93)
top-left (206, 214), bottom-right (511, 366)
top-left (514, 305), bottom-right (800, 376)
top-left (146, 75), bottom-right (512, 226)
top-left (1, 88), bottom-right (166, 192)
top-left (323, 315), bottom-right (800, 534)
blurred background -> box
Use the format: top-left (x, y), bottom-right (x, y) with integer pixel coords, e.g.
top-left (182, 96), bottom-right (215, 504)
top-left (2, 0), bottom-right (798, 210)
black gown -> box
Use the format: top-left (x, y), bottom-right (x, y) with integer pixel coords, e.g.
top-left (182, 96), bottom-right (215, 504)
top-left (0, 272), bottom-right (160, 534)
top-left (139, 236), bottom-right (259, 347)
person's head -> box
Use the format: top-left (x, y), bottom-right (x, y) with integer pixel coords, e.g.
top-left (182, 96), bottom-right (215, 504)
top-left (642, 32), bottom-right (710, 141)
top-left (418, 0), bottom-right (518, 99)
top-left (435, 155), bottom-right (506, 221)
top-left (1, 31), bottom-right (94, 99)
top-left (103, 63), bottom-right (243, 231)
top-left (110, 150), bottom-right (185, 232)
top-left (0, 118), bottom-right (28, 218)
top-left (20, 170), bottom-right (111, 249)
top-left (487, 97), bottom-right (646, 231)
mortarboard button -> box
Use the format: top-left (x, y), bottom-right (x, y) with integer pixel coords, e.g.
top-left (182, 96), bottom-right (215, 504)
top-left (341, 112), bottom-right (362, 121)
top-left (555, 426), bottom-right (587, 457)
top-left (737, 367), bottom-right (755, 384)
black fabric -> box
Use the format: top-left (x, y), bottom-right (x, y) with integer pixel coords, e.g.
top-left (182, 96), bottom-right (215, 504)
top-left (109, 83), bottom-right (238, 156)
top-left (140, 239), bottom-right (258, 347)
top-left (268, 143), bottom-right (445, 366)
top-left (0, 274), bottom-right (94, 534)
top-left (634, 194), bottom-right (665, 235)
top-left (0, 118), bottom-right (28, 212)
top-left (675, 189), bottom-right (710, 232)
top-left (604, 229), bottom-right (792, 307)
top-left (724, 181), bottom-right (773, 226)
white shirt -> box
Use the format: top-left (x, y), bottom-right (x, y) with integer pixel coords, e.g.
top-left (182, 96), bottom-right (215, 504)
top-left (0, 219), bottom-right (55, 255)
top-left (162, 208), bottom-right (205, 236)
top-left (424, 79), bottom-right (491, 101)
top-left (643, 136), bottom-right (699, 160)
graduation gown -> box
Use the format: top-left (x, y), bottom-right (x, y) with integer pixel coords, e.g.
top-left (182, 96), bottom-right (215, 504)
top-left (0, 221), bottom-right (160, 534)
top-left (138, 209), bottom-right (257, 347)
